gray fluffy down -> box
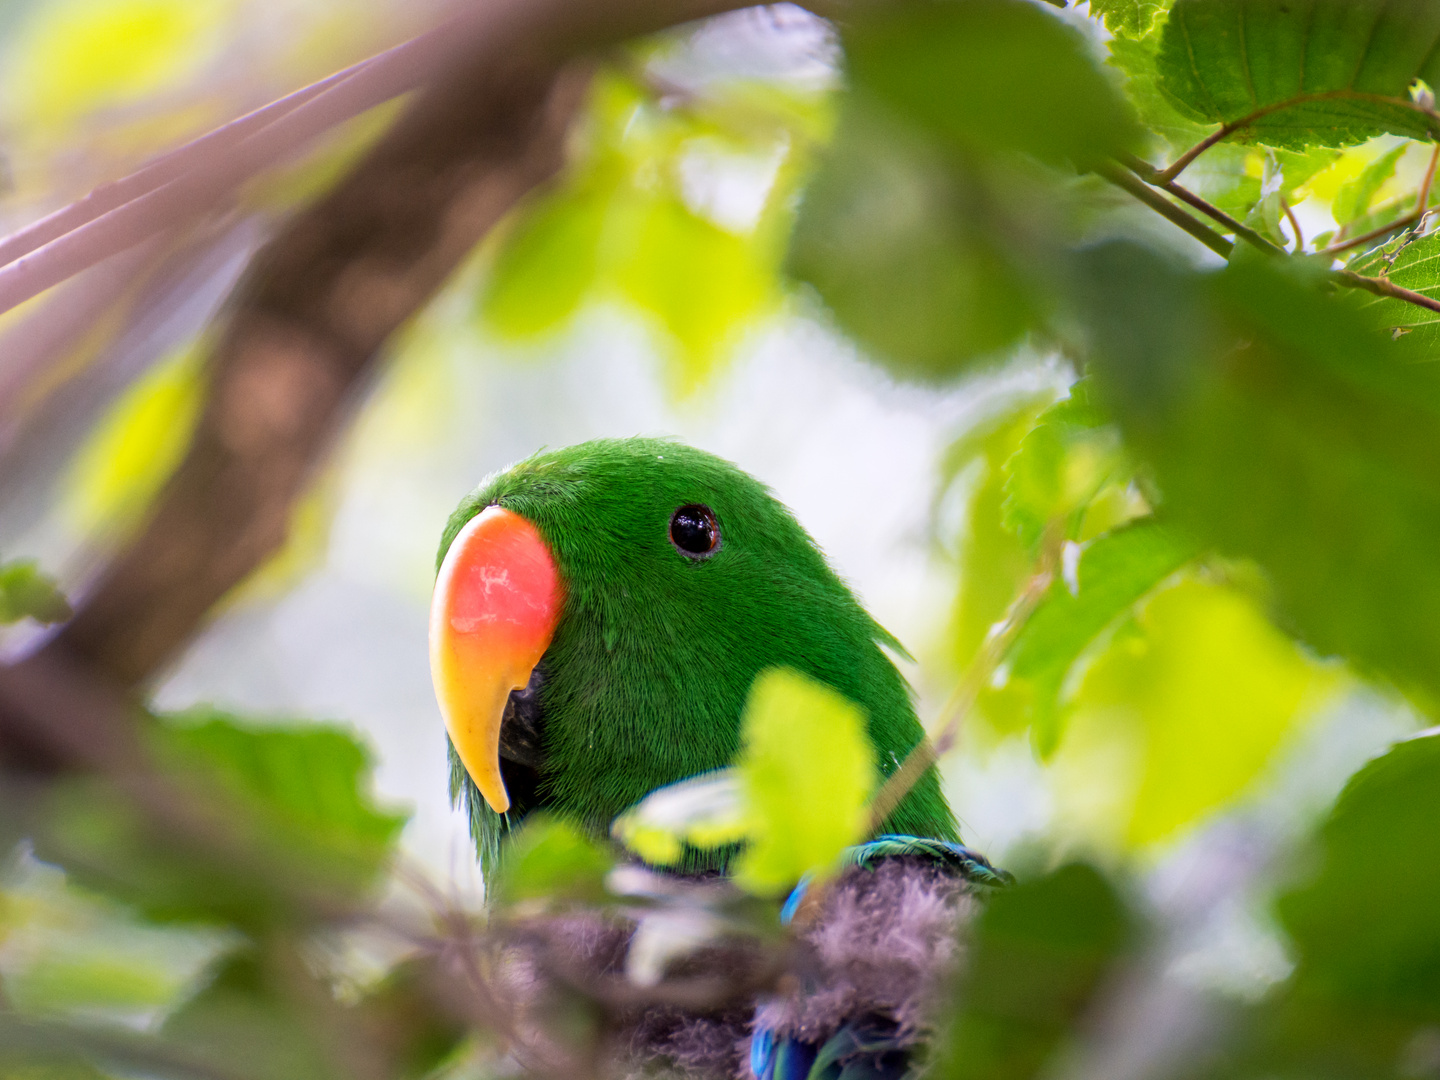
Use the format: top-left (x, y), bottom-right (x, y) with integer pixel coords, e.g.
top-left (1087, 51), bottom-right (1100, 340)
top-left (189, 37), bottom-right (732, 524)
top-left (490, 856), bottom-right (981, 1078)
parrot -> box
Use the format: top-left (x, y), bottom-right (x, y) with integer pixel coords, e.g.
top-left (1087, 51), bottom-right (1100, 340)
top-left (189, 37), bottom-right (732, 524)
top-left (428, 437), bottom-right (1008, 1079)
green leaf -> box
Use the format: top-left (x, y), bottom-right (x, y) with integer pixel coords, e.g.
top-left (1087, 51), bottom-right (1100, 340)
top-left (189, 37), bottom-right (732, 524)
top-left (732, 668), bottom-right (876, 897)
top-left (611, 770), bottom-right (747, 867)
top-left (1000, 381), bottom-right (1136, 554)
top-left (847, 0), bottom-right (1142, 166)
top-left (1080, 242), bottom-right (1440, 712)
top-left (40, 711), bottom-right (407, 927)
top-left (1333, 143), bottom-right (1408, 224)
top-left (0, 560), bottom-right (71, 625)
top-left (616, 193), bottom-right (774, 392)
top-left (481, 182), bottom-right (608, 338)
top-left (1090, 0), bottom-right (1172, 39)
top-left (1057, 576), bottom-right (1335, 848)
top-left (1346, 230), bottom-right (1440, 356)
top-left (941, 396), bottom-right (1056, 683)
top-left (932, 864), bottom-right (1133, 1080)
top-left (493, 815), bottom-right (614, 907)
top-left (1157, 0), bottom-right (1440, 150)
top-left (787, 101), bottom-right (1036, 381)
top-left (1004, 519), bottom-right (1197, 757)
top-left (162, 948), bottom-right (336, 1080)
top-left (1279, 733), bottom-right (1440, 1012)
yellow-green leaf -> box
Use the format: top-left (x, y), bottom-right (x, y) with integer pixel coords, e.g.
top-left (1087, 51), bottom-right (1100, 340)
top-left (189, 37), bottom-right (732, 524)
top-left (732, 668), bottom-right (876, 896)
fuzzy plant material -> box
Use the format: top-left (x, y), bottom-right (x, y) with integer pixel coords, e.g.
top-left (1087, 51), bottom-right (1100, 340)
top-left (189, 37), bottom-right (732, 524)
top-left (437, 438), bottom-right (960, 875)
top-left (488, 855), bottom-right (983, 1079)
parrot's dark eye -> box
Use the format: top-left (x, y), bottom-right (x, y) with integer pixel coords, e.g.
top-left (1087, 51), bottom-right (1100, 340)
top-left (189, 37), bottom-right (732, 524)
top-left (670, 504), bottom-right (720, 558)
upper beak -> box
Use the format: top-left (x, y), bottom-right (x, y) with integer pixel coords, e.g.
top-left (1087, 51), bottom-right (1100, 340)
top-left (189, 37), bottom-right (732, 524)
top-left (429, 505), bottom-right (563, 814)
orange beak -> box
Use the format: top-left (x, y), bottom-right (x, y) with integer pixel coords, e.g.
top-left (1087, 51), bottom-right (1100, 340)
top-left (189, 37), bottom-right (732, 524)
top-left (429, 506), bottom-right (563, 814)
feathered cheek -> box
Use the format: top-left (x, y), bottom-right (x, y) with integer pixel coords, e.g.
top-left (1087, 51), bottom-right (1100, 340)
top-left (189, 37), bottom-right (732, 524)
top-left (429, 506), bottom-right (564, 813)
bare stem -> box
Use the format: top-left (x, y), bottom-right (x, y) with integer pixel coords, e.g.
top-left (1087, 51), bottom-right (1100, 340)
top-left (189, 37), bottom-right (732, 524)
top-left (1097, 162), bottom-right (1234, 259)
top-left (1333, 267), bottom-right (1440, 315)
top-left (865, 529), bottom-right (1065, 836)
top-left (1281, 196), bottom-right (1304, 252)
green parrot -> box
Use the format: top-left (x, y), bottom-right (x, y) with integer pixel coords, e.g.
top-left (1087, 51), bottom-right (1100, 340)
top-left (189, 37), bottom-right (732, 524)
top-left (428, 437), bottom-right (1004, 1080)
top-left (429, 436), bottom-right (959, 870)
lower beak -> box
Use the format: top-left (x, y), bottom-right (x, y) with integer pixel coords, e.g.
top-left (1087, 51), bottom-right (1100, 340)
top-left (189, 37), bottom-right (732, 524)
top-left (429, 506), bottom-right (563, 814)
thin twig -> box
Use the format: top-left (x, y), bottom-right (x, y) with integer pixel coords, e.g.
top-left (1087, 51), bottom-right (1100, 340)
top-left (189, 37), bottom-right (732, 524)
top-left (1154, 90), bottom-right (1440, 184)
top-left (1280, 196), bottom-right (1304, 252)
top-left (1097, 162), bottom-right (1234, 258)
top-left (1333, 267), bottom-right (1440, 315)
top-left (0, 52), bottom-right (370, 272)
top-left (1117, 152), bottom-right (1284, 256)
top-left (865, 529), bottom-right (1065, 836)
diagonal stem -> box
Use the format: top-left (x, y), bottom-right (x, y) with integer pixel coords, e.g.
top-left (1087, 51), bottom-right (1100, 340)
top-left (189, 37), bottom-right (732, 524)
top-left (1097, 162), bottom-right (1235, 258)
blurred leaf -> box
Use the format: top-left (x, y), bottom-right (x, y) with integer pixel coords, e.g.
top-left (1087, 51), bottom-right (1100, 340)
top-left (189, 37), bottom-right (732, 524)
top-left (1080, 242), bottom-right (1440, 712)
top-left (355, 959), bottom-right (468, 1079)
top-left (5, 0), bottom-right (228, 133)
top-left (41, 711), bottom-right (406, 927)
top-left (1279, 733), bottom-right (1440, 1012)
top-left (482, 183), bottom-right (608, 338)
top-left (1090, 0), bottom-right (1171, 39)
top-left (1060, 577), bottom-right (1336, 848)
top-left (932, 863), bottom-right (1132, 1080)
top-left (1346, 230), bottom-right (1440, 356)
top-left (732, 668), bottom-right (876, 896)
top-left (1157, 0), bottom-right (1440, 150)
top-left (162, 948), bottom-right (336, 1080)
top-left (847, 0), bottom-right (1141, 166)
top-left (616, 192), bottom-right (774, 391)
top-left (494, 815), bottom-right (614, 907)
top-left (943, 396), bottom-right (1055, 680)
top-left (1003, 519), bottom-right (1196, 756)
top-left (611, 769), bottom-right (748, 867)
top-left (64, 343), bottom-right (202, 538)
top-left (1333, 143), bottom-right (1408, 225)
top-left (0, 561), bottom-right (71, 626)
top-left (1001, 381), bottom-right (1136, 553)
top-left (788, 102), bottom-right (1035, 381)
top-left (1215, 735), bottom-right (1440, 1079)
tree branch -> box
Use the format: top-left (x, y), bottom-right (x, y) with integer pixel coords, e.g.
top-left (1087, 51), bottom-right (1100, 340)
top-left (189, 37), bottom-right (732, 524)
top-left (1095, 161), bottom-right (1235, 259)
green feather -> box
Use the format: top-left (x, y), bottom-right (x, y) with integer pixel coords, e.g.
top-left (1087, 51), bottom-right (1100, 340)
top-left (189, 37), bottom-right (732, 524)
top-left (438, 438), bottom-right (960, 876)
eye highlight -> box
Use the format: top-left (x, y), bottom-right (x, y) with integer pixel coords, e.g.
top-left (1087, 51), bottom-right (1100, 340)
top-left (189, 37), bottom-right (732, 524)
top-left (669, 504), bottom-right (720, 558)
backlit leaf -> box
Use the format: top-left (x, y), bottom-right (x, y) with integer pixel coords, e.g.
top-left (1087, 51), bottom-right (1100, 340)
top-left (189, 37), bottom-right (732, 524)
top-left (494, 815), bottom-right (614, 907)
top-left (611, 770), bottom-right (748, 867)
top-left (1090, 0), bottom-right (1172, 39)
top-left (1003, 519), bottom-right (1197, 757)
top-left (1157, 0), bottom-right (1440, 150)
top-left (732, 668), bottom-right (876, 896)
top-left (1346, 230), bottom-right (1440, 357)
top-left (1332, 143), bottom-right (1408, 225)
top-left (1055, 577), bottom-right (1336, 848)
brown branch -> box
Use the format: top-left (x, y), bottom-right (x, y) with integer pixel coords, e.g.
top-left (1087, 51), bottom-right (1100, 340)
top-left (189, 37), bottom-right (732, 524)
top-left (1096, 161), bottom-right (1235, 259)
top-left (1117, 152), bottom-right (1285, 256)
top-left (44, 54), bottom-right (589, 685)
top-left (1333, 267), bottom-right (1440, 315)
top-left (1280, 196), bottom-right (1304, 252)
top-left (1154, 90), bottom-right (1440, 184)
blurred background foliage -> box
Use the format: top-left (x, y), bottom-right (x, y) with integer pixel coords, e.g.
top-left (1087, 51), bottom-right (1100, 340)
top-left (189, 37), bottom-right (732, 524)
top-left (4, 0), bottom-right (1440, 1076)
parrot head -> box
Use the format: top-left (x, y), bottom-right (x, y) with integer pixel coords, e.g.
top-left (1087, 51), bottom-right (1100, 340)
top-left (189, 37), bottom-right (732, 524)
top-left (429, 437), bottom-right (958, 871)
